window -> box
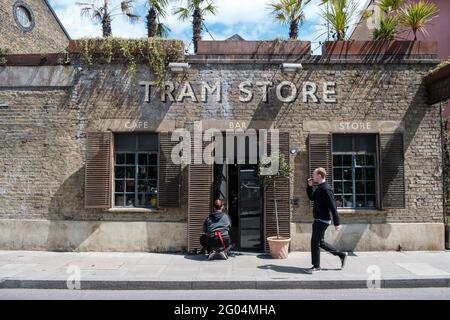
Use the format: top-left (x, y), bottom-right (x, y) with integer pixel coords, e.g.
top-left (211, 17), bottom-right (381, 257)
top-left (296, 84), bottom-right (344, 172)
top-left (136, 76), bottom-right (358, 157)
top-left (332, 134), bottom-right (377, 209)
top-left (13, 1), bottom-right (35, 32)
top-left (114, 133), bottom-right (159, 208)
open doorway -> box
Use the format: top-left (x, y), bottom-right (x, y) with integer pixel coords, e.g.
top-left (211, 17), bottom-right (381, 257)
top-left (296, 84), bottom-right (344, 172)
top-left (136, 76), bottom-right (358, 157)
top-left (213, 163), bottom-right (264, 252)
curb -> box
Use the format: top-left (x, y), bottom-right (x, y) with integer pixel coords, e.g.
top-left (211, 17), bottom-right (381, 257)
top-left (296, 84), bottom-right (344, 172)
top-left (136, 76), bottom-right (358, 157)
top-left (1, 278), bottom-right (449, 290)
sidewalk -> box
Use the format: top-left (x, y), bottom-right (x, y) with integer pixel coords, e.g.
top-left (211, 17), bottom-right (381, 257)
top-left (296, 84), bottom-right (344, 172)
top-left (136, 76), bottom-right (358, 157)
top-left (0, 250), bottom-right (449, 290)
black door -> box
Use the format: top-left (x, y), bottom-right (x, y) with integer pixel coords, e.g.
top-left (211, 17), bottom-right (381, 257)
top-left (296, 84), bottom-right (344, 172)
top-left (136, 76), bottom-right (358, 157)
top-left (238, 165), bottom-right (263, 251)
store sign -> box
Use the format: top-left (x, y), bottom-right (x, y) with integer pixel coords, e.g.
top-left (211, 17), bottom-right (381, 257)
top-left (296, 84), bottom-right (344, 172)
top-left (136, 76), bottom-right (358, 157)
top-left (139, 80), bottom-right (337, 104)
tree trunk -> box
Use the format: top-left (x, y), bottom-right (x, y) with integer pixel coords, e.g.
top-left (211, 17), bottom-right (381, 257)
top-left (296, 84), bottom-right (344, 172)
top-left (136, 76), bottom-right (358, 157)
top-left (193, 7), bottom-right (202, 53)
top-left (273, 180), bottom-right (280, 239)
top-left (102, 17), bottom-right (112, 37)
top-left (147, 8), bottom-right (157, 38)
top-left (289, 21), bottom-right (298, 40)
top-left (102, 1), bottom-right (112, 37)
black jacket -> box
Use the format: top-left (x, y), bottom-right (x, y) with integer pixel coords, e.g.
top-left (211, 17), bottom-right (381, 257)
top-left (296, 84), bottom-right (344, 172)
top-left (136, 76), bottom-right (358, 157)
top-left (306, 182), bottom-right (341, 226)
top-left (203, 211), bottom-right (231, 238)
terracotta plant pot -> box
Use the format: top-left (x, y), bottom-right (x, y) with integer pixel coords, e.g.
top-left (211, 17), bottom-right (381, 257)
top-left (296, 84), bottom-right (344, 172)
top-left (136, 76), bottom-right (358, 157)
top-left (322, 40), bottom-right (438, 56)
top-left (267, 236), bottom-right (291, 259)
top-left (445, 225), bottom-right (450, 250)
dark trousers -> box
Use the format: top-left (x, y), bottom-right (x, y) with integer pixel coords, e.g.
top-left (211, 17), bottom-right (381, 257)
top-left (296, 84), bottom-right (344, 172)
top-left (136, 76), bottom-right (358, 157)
top-left (311, 220), bottom-right (344, 268)
top-left (200, 234), bottom-right (230, 252)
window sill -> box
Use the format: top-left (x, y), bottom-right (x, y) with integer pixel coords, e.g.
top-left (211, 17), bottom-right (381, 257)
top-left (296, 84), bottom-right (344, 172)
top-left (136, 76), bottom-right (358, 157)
top-left (338, 208), bottom-right (382, 214)
top-left (107, 208), bottom-right (159, 213)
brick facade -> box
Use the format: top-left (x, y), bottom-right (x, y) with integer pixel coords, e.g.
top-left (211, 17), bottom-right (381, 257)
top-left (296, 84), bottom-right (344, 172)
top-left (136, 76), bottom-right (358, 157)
top-left (0, 52), bottom-right (446, 251)
top-left (0, 0), bottom-right (69, 54)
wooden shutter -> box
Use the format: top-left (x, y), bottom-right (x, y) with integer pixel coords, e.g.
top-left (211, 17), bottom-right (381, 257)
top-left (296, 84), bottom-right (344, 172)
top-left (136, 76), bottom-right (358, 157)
top-left (264, 131), bottom-right (291, 252)
top-left (84, 131), bottom-right (112, 209)
top-left (158, 132), bottom-right (181, 208)
top-left (308, 133), bottom-right (332, 183)
top-left (380, 133), bottom-right (405, 208)
top-left (187, 138), bottom-right (213, 252)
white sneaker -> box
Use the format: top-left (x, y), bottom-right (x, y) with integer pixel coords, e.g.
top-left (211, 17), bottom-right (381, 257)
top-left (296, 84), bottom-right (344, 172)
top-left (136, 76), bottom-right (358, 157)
top-left (218, 251), bottom-right (228, 260)
top-left (208, 250), bottom-right (217, 260)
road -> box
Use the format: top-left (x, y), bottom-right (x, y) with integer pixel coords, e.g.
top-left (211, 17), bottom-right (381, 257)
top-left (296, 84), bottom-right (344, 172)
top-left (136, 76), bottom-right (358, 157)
top-left (1, 288), bottom-right (450, 300)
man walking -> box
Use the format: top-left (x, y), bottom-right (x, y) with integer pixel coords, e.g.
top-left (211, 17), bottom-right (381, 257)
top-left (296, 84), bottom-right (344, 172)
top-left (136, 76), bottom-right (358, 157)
top-left (306, 167), bottom-right (348, 273)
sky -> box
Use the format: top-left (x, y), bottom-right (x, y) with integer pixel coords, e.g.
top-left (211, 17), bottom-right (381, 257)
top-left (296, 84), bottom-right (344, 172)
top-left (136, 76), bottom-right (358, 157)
top-left (48, 0), bottom-right (370, 54)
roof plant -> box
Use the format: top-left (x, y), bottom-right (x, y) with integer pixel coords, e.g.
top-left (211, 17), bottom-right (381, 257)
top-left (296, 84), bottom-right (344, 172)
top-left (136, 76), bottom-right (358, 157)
top-left (399, 0), bottom-right (439, 40)
top-left (77, 0), bottom-right (139, 37)
top-left (320, 0), bottom-right (359, 41)
top-left (268, 0), bottom-right (312, 40)
top-left (173, 0), bottom-right (218, 53)
top-left (146, 0), bottom-right (170, 38)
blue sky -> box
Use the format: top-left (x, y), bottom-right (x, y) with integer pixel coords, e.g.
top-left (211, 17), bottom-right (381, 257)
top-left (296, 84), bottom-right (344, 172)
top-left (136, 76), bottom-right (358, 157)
top-left (48, 0), bottom-right (369, 53)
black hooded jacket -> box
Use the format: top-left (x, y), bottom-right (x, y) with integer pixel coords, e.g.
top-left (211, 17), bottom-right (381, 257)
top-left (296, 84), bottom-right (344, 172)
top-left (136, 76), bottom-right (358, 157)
top-left (203, 211), bottom-right (231, 238)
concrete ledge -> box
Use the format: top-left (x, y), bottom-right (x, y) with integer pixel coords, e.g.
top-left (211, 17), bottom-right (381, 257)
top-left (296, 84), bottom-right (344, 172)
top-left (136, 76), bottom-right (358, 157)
top-left (0, 219), bottom-right (187, 252)
top-left (0, 66), bottom-right (75, 87)
top-left (290, 223), bottom-right (445, 251)
top-left (1, 278), bottom-right (449, 290)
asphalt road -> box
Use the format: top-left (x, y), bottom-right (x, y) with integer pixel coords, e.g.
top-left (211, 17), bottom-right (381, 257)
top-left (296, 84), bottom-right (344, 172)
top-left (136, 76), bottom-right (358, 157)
top-left (0, 288), bottom-right (450, 300)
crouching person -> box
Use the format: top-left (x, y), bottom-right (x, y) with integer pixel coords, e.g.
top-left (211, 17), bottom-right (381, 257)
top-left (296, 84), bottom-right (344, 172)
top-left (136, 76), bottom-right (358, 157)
top-left (200, 199), bottom-right (232, 260)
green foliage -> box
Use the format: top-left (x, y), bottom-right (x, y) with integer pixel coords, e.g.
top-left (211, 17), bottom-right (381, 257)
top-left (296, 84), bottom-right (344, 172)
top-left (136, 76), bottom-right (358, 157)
top-left (268, 0), bottom-right (311, 39)
top-left (173, 0), bottom-right (217, 21)
top-left (257, 152), bottom-right (291, 187)
top-left (373, 15), bottom-right (398, 40)
top-left (77, 37), bottom-right (184, 87)
top-left (320, 0), bottom-right (359, 40)
top-left (0, 48), bottom-right (9, 65)
top-left (399, 0), bottom-right (439, 40)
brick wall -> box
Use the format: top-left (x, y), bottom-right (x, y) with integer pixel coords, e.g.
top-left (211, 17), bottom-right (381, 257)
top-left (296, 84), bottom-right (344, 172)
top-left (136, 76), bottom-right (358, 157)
top-left (0, 60), bottom-right (444, 225)
top-left (0, 0), bottom-right (68, 54)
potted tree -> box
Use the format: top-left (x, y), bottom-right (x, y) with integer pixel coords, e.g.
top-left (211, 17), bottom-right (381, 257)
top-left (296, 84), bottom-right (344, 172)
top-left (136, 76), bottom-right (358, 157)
top-left (258, 152), bottom-right (291, 259)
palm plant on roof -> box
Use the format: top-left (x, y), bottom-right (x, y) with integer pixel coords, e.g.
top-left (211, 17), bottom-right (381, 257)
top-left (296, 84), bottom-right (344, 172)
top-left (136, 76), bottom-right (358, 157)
top-left (268, 0), bottom-right (312, 40)
top-left (77, 0), bottom-right (139, 37)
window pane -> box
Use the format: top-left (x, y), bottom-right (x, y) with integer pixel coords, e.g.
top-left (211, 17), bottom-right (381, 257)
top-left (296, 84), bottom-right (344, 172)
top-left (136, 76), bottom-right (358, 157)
top-left (356, 181), bottom-right (365, 193)
top-left (355, 195), bottom-right (365, 208)
top-left (116, 153), bottom-right (125, 165)
top-left (366, 181), bottom-right (376, 194)
top-left (115, 180), bottom-right (124, 193)
top-left (138, 154), bottom-right (148, 165)
top-left (148, 194), bottom-right (158, 207)
top-left (138, 166), bottom-right (148, 179)
top-left (149, 154), bottom-right (157, 165)
top-left (115, 194), bottom-right (124, 207)
top-left (343, 195), bottom-right (353, 208)
top-left (125, 194), bottom-right (135, 207)
top-left (125, 180), bottom-right (135, 192)
top-left (333, 155), bottom-right (342, 166)
top-left (355, 154), bottom-right (365, 166)
top-left (115, 166), bottom-right (124, 179)
top-left (355, 135), bottom-right (376, 152)
top-left (334, 181), bottom-right (343, 194)
top-left (333, 135), bottom-right (353, 152)
top-left (343, 168), bottom-right (352, 180)
top-left (335, 195), bottom-right (343, 208)
top-left (344, 181), bottom-right (353, 193)
top-left (333, 168), bottom-right (342, 180)
top-left (148, 180), bottom-right (158, 192)
top-left (148, 166), bottom-right (158, 179)
top-left (126, 166), bottom-right (135, 179)
top-left (126, 153), bottom-right (135, 165)
top-left (138, 180), bottom-right (147, 192)
top-left (366, 154), bottom-right (375, 166)
top-left (138, 194), bottom-right (149, 206)
top-left (366, 168), bottom-right (375, 180)
top-left (115, 134), bottom-right (136, 151)
top-left (342, 155), bottom-right (352, 166)
top-left (355, 167), bottom-right (364, 180)
top-left (138, 134), bottom-right (158, 151)
top-left (366, 195), bottom-right (376, 208)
